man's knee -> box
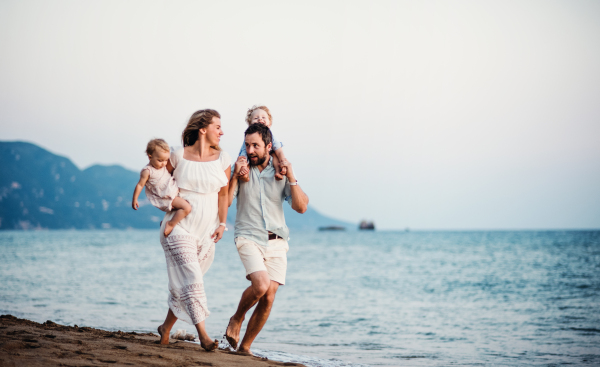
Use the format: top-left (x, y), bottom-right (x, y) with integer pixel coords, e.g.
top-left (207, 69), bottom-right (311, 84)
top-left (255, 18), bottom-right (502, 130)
top-left (263, 291), bottom-right (276, 305)
top-left (262, 282), bottom-right (279, 305)
top-left (249, 271), bottom-right (270, 296)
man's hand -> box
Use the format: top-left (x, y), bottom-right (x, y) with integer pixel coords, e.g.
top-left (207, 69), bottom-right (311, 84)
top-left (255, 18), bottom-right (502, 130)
top-left (279, 159), bottom-right (295, 181)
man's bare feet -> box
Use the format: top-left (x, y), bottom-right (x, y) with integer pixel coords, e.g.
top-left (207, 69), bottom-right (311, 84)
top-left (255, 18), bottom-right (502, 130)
top-left (157, 324), bottom-right (170, 345)
top-left (164, 222), bottom-right (174, 237)
top-left (225, 316), bottom-right (243, 350)
top-left (200, 338), bottom-right (219, 352)
top-left (237, 347), bottom-right (254, 356)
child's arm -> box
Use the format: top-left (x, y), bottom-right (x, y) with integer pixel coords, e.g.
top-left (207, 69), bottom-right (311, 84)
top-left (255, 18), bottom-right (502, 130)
top-left (132, 169), bottom-right (150, 210)
top-left (166, 159), bottom-right (174, 174)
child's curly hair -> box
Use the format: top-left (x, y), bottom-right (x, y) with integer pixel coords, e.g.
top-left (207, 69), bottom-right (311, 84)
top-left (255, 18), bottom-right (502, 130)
top-left (245, 105), bottom-right (273, 126)
top-left (146, 139), bottom-right (170, 156)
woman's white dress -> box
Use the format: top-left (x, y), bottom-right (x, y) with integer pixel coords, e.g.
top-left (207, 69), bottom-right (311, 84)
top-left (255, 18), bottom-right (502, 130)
top-left (159, 148), bottom-right (230, 325)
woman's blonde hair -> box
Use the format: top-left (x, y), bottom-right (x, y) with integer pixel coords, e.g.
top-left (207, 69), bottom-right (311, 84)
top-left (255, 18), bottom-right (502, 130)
top-left (245, 105), bottom-right (273, 126)
top-left (146, 138), bottom-right (170, 156)
top-left (181, 109), bottom-right (221, 149)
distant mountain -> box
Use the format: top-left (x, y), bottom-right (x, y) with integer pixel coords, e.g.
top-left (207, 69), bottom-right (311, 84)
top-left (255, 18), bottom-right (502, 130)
top-left (0, 141), bottom-right (353, 231)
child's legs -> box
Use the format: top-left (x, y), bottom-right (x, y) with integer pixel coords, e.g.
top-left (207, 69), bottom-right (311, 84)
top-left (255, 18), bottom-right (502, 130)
top-left (271, 154), bottom-right (286, 178)
top-left (168, 197), bottom-right (191, 226)
top-left (170, 197), bottom-right (191, 213)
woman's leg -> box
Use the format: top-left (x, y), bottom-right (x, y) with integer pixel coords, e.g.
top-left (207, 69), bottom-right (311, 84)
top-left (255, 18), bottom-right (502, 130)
top-left (195, 320), bottom-right (218, 351)
top-left (157, 308), bottom-right (177, 344)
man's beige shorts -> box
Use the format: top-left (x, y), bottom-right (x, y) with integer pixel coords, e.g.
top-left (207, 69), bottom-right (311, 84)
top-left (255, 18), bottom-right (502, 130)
top-left (235, 236), bottom-right (289, 285)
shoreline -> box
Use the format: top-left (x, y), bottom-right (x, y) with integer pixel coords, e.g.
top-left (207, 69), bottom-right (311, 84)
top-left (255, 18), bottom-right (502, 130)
top-left (0, 314), bottom-right (306, 367)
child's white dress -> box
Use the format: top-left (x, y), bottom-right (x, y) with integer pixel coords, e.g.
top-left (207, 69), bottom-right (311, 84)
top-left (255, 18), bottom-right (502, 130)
top-left (142, 164), bottom-right (179, 212)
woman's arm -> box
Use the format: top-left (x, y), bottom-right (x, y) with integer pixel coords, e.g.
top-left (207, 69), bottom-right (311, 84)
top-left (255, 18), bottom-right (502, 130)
top-left (211, 165), bottom-right (231, 243)
top-left (166, 159), bottom-right (174, 174)
top-left (132, 170), bottom-right (150, 210)
top-left (228, 156), bottom-right (247, 207)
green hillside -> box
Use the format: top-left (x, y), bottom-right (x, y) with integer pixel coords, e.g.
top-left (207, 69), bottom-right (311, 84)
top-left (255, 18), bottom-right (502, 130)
top-left (0, 141), bottom-right (352, 231)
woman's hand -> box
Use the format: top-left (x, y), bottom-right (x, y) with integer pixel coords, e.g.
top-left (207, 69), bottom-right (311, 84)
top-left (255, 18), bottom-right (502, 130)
top-left (234, 156), bottom-right (248, 177)
top-left (211, 225), bottom-right (226, 243)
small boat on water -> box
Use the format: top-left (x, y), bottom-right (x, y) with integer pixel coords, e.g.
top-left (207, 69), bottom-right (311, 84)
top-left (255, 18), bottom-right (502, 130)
top-left (359, 220), bottom-right (375, 230)
top-left (318, 226), bottom-right (346, 231)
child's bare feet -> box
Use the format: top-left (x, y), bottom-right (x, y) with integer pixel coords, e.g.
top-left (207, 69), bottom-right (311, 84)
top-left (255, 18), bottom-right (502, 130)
top-left (274, 172), bottom-right (284, 180)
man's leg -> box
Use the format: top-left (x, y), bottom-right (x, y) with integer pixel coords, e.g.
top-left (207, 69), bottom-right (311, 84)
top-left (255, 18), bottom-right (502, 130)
top-left (225, 270), bottom-right (271, 349)
top-left (238, 280), bottom-right (280, 354)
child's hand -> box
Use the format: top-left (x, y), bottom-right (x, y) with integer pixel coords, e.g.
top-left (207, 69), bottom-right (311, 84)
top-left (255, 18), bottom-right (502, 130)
top-left (132, 199), bottom-right (139, 210)
top-left (234, 156), bottom-right (248, 177)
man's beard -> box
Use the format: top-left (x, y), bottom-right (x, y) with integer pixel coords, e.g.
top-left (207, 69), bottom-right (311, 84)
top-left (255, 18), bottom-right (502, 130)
top-left (248, 153), bottom-right (267, 166)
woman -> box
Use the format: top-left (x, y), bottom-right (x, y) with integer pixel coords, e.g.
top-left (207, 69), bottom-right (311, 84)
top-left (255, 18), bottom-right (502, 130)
top-left (157, 109), bottom-right (230, 351)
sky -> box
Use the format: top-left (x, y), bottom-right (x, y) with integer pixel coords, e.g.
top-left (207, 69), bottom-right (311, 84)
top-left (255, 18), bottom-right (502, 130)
top-left (1, 0), bottom-right (599, 230)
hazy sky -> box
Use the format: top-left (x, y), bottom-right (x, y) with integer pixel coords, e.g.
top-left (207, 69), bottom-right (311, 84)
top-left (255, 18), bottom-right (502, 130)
top-left (1, 0), bottom-right (599, 229)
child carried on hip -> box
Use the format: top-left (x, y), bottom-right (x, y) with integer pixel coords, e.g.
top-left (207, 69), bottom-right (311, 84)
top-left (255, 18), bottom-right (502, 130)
top-left (132, 139), bottom-right (191, 237)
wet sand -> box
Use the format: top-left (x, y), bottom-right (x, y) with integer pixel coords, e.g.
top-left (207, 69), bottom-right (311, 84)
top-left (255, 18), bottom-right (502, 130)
top-left (0, 315), bottom-right (305, 367)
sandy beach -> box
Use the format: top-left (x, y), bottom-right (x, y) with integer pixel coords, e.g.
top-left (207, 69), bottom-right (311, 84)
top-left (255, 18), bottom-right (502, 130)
top-left (0, 315), bottom-right (305, 367)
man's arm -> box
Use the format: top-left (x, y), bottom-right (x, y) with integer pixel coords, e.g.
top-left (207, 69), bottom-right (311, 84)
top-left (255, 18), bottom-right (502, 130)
top-left (280, 159), bottom-right (308, 214)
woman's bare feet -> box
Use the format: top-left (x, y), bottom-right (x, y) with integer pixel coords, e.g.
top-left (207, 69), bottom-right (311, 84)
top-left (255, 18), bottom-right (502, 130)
top-left (157, 324), bottom-right (170, 345)
top-left (200, 338), bottom-right (219, 352)
top-left (225, 316), bottom-right (243, 350)
top-left (164, 222), bottom-right (174, 237)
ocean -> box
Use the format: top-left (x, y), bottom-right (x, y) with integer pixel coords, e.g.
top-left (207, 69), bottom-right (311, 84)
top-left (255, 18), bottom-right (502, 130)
top-left (1, 229), bottom-right (599, 366)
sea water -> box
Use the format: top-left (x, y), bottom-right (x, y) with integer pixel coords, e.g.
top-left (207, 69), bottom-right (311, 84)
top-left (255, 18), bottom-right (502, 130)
top-left (0, 230), bottom-right (599, 366)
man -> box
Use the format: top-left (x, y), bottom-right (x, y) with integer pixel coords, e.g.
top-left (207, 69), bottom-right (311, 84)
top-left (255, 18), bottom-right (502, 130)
top-left (225, 123), bottom-right (308, 355)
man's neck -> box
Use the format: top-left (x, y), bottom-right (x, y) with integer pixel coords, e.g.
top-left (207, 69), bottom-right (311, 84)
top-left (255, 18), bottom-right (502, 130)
top-left (255, 154), bottom-right (271, 173)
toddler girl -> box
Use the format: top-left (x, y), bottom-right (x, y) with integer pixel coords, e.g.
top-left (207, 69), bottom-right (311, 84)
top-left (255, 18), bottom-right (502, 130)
top-left (238, 105), bottom-right (287, 181)
top-left (132, 139), bottom-right (191, 237)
